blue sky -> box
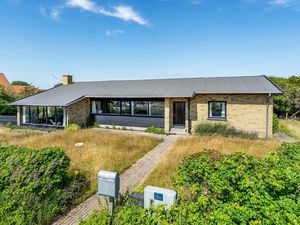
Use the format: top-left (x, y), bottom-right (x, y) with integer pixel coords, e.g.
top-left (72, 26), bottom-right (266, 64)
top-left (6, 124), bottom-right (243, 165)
top-left (0, 0), bottom-right (300, 88)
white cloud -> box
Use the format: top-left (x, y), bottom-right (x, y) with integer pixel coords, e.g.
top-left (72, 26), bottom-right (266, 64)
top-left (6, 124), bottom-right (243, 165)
top-left (66, 0), bottom-right (95, 11)
top-left (268, 0), bottom-right (293, 5)
top-left (50, 7), bottom-right (61, 20)
top-left (98, 6), bottom-right (148, 26)
top-left (242, 0), bottom-right (300, 9)
top-left (105, 29), bottom-right (125, 37)
top-left (60, 0), bottom-right (148, 26)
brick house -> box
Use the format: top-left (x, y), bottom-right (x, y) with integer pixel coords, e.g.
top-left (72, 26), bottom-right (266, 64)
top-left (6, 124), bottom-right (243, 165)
top-left (12, 75), bottom-right (282, 137)
top-left (0, 73), bottom-right (27, 94)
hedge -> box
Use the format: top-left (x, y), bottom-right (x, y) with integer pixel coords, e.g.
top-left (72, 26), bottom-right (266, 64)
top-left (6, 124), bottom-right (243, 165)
top-left (0, 145), bottom-right (87, 225)
top-left (81, 142), bottom-right (300, 224)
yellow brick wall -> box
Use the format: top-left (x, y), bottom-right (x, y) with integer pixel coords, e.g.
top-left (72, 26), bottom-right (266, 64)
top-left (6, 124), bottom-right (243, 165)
top-left (66, 98), bottom-right (90, 127)
top-left (190, 94), bottom-right (273, 137)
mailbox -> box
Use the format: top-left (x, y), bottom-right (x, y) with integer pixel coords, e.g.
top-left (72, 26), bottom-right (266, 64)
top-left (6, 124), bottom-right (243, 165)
top-left (144, 186), bottom-right (176, 209)
top-left (98, 170), bottom-right (120, 198)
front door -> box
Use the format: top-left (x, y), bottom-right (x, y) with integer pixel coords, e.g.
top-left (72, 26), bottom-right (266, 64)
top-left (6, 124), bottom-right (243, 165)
top-left (173, 102), bottom-right (185, 127)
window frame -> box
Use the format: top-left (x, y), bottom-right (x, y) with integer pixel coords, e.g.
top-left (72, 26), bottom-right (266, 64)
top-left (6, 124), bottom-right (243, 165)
top-left (208, 101), bottom-right (227, 120)
top-left (90, 98), bottom-right (165, 118)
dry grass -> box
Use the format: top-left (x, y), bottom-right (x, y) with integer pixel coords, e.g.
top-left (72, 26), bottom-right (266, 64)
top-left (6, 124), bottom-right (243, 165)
top-left (142, 135), bottom-right (280, 189)
top-left (0, 127), bottom-right (161, 196)
top-left (279, 119), bottom-right (300, 140)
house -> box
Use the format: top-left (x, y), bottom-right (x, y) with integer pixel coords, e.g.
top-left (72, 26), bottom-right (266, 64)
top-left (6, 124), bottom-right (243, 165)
top-left (12, 75), bottom-right (282, 137)
top-left (0, 73), bottom-right (28, 94)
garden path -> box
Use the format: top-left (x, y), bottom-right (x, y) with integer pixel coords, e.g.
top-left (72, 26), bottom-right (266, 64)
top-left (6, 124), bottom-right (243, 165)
top-left (52, 133), bottom-right (179, 225)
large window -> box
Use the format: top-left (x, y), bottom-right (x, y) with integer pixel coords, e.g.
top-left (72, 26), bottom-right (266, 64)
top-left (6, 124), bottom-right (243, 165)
top-left (21, 106), bottom-right (64, 126)
top-left (150, 101), bottom-right (164, 116)
top-left (22, 106), bottom-right (30, 123)
top-left (30, 106), bottom-right (38, 124)
top-left (101, 100), bottom-right (120, 114)
top-left (134, 101), bottom-right (149, 115)
top-left (121, 101), bottom-right (131, 115)
top-left (91, 101), bottom-right (101, 114)
top-left (91, 99), bottom-right (164, 117)
top-left (208, 101), bottom-right (226, 119)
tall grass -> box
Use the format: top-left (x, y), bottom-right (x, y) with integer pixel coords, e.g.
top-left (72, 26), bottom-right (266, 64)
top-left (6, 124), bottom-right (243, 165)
top-left (279, 119), bottom-right (300, 140)
top-left (141, 135), bottom-right (280, 189)
top-left (0, 127), bottom-right (161, 201)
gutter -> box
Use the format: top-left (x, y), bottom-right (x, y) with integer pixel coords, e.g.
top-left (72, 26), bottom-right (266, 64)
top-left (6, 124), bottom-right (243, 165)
top-left (266, 93), bottom-right (271, 138)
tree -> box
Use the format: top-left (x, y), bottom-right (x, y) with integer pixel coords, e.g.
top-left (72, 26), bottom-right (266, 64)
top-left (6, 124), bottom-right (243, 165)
top-left (18, 85), bottom-right (40, 98)
top-left (270, 76), bottom-right (300, 118)
top-left (54, 83), bottom-right (63, 88)
top-left (0, 87), bottom-right (17, 115)
top-left (11, 81), bottom-right (30, 86)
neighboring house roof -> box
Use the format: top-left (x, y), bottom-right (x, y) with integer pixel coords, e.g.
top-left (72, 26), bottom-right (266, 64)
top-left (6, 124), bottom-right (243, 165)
top-left (0, 73), bottom-right (28, 94)
top-left (12, 75), bottom-right (283, 107)
top-left (0, 73), bottom-right (15, 93)
top-left (11, 85), bottom-right (27, 93)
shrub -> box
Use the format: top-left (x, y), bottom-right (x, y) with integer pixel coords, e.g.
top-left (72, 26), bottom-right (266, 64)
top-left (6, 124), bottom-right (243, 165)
top-left (145, 126), bottom-right (167, 135)
top-left (85, 116), bottom-right (96, 128)
top-left (0, 99), bottom-right (16, 115)
top-left (0, 145), bottom-right (87, 225)
top-left (194, 123), bottom-right (257, 139)
top-left (273, 113), bottom-right (279, 133)
top-left (67, 123), bottom-right (80, 131)
top-left (81, 143), bottom-right (300, 224)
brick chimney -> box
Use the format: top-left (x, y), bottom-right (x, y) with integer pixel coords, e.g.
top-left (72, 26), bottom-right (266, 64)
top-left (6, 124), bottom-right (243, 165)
top-left (63, 75), bottom-right (73, 85)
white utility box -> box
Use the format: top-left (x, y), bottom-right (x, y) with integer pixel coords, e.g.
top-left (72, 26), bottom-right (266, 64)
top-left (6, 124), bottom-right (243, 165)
top-left (144, 186), bottom-right (176, 209)
top-left (98, 170), bottom-right (120, 198)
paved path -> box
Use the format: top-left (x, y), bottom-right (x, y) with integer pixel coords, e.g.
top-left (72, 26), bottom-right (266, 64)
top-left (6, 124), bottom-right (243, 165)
top-left (274, 132), bottom-right (297, 143)
top-left (52, 135), bottom-right (179, 225)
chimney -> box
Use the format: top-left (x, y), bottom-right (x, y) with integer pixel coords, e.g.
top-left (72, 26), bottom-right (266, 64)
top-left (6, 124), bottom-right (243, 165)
top-left (63, 75), bottom-right (73, 85)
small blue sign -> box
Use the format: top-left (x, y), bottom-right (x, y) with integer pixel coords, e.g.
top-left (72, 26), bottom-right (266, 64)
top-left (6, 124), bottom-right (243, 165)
top-left (154, 192), bottom-right (163, 201)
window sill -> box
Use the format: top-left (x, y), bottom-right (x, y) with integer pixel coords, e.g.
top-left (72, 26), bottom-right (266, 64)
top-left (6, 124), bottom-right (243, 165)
top-left (207, 117), bottom-right (227, 121)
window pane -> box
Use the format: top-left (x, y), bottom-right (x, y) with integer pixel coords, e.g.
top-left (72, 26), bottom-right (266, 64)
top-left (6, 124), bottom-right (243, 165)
top-left (134, 101), bottom-right (148, 115)
top-left (47, 107), bottom-right (56, 125)
top-left (56, 107), bottom-right (64, 126)
top-left (22, 106), bottom-right (29, 123)
top-left (38, 106), bottom-right (47, 124)
top-left (121, 101), bottom-right (131, 115)
top-left (30, 106), bottom-right (38, 123)
top-left (101, 100), bottom-right (120, 114)
top-left (92, 101), bottom-right (101, 114)
top-left (210, 102), bottom-right (226, 118)
top-left (150, 101), bottom-right (164, 116)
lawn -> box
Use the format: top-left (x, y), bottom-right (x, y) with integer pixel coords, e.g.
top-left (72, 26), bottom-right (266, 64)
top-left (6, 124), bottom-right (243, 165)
top-left (141, 135), bottom-right (280, 189)
top-left (279, 119), bottom-right (300, 140)
top-left (0, 127), bottom-right (162, 200)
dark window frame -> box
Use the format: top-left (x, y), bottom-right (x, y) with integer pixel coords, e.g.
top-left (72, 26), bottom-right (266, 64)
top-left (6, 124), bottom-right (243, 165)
top-left (208, 101), bottom-right (227, 120)
top-left (90, 98), bottom-right (165, 118)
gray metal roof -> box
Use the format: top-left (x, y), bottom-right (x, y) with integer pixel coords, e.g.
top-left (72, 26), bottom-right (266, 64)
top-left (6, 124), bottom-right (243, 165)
top-left (12, 75), bottom-right (283, 106)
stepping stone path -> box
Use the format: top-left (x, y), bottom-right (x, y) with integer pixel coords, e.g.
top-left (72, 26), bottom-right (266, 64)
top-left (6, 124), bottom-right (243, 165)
top-left (52, 135), bottom-right (179, 225)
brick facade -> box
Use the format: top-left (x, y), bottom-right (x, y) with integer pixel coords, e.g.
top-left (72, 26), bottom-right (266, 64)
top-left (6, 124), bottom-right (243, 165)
top-left (67, 94), bottom-right (273, 137)
top-left (66, 98), bottom-right (90, 126)
top-left (165, 94), bottom-right (273, 138)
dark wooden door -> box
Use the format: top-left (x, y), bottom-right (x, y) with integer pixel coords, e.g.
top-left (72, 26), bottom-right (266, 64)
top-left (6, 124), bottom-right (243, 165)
top-left (173, 102), bottom-right (185, 126)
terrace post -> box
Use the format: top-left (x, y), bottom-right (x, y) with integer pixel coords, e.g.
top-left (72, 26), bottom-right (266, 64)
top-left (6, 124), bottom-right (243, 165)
top-left (16, 106), bottom-right (21, 126)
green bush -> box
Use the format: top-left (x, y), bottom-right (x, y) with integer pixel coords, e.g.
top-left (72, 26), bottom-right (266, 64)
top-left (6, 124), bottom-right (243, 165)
top-left (194, 123), bottom-right (257, 139)
top-left (273, 113), bottom-right (280, 133)
top-left (85, 116), bottom-right (96, 128)
top-left (145, 126), bottom-right (167, 135)
top-left (81, 143), bottom-right (300, 224)
top-left (0, 145), bottom-right (87, 225)
top-left (0, 99), bottom-right (16, 115)
top-left (67, 123), bottom-right (80, 131)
